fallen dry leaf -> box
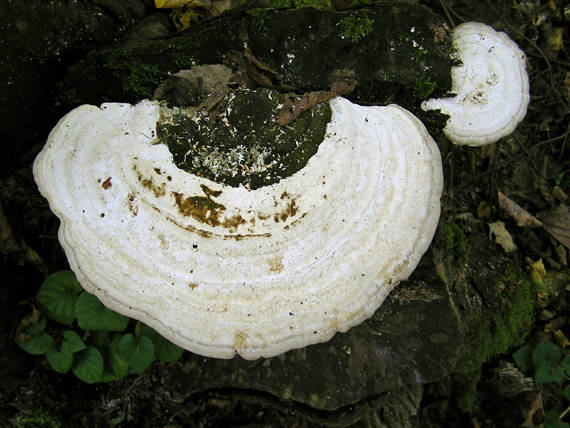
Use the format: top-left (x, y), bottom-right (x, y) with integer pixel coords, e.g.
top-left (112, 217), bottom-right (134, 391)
top-left (544, 322), bottom-right (553, 333)
top-left (277, 81), bottom-right (355, 126)
top-left (527, 258), bottom-right (547, 287)
top-left (488, 221), bottom-right (518, 253)
top-left (521, 392), bottom-right (543, 428)
top-left (1, 201), bottom-right (48, 274)
top-left (477, 201), bottom-right (491, 218)
top-left (547, 27), bottom-right (564, 55)
top-left (553, 329), bottom-right (570, 349)
top-left (537, 203), bottom-right (570, 249)
top-left (498, 191), bottom-right (542, 228)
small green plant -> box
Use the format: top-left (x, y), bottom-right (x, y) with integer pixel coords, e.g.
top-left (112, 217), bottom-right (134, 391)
top-left (104, 54), bottom-right (166, 98)
top-left (247, 8), bottom-right (271, 31)
top-left (337, 13), bottom-right (374, 44)
top-left (270, 0), bottom-right (291, 7)
top-left (16, 271), bottom-right (183, 384)
top-left (413, 78), bottom-right (437, 100)
top-left (514, 341), bottom-right (570, 427)
top-left (293, 0), bottom-right (331, 9)
top-left (514, 342), bottom-right (570, 385)
top-left (555, 170), bottom-right (568, 186)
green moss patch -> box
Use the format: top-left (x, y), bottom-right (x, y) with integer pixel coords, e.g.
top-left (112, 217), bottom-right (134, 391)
top-left (104, 50), bottom-right (167, 99)
top-left (463, 273), bottom-right (536, 372)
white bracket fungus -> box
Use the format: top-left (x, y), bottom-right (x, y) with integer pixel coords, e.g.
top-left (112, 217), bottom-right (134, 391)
top-left (33, 97), bottom-right (443, 360)
top-left (421, 22), bottom-right (530, 146)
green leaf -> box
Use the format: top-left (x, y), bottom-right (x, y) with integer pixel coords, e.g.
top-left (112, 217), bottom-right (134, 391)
top-left (44, 330), bottom-right (84, 373)
top-left (535, 365), bottom-right (565, 384)
top-left (25, 317), bottom-right (47, 336)
top-left (72, 346), bottom-right (104, 384)
top-left (101, 347), bottom-right (129, 382)
top-left (513, 345), bottom-right (532, 372)
top-left (118, 334), bottom-right (154, 374)
top-left (562, 355), bottom-right (570, 375)
top-left (16, 333), bottom-right (54, 355)
top-left (89, 331), bottom-right (111, 348)
top-left (61, 330), bottom-right (86, 354)
top-left (565, 385), bottom-right (570, 401)
top-left (36, 271), bottom-right (82, 325)
top-left (46, 348), bottom-right (73, 373)
top-left (533, 342), bottom-right (562, 369)
top-left (136, 322), bottom-right (183, 363)
top-left (75, 293), bottom-right (129, 332)
top-left (545, 409), bottom-right (570, 428)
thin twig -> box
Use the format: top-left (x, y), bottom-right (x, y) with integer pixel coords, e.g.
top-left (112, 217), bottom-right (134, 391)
top-left (456, 131), bottom-right (570, 190)
top-left (484, 0), bottom-right (569, 112)
top-left (437, 0), bottom-right (455, 28)
top-left (513, 133), bottom-right (541, 176)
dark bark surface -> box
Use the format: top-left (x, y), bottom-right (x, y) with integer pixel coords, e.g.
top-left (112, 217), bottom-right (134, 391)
top-left (1, 0), bottom-right (569, 426)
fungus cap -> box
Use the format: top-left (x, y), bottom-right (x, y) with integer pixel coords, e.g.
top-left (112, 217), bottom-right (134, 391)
top-left (33, 97), bottom-right (443, 360)
top-left (421, 22), bottom-right (530, 146)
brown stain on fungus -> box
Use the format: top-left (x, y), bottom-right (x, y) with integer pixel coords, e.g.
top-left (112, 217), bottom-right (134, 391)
top-left (172, 191), bottom-right (245, 229)
top-left (392, 260), bottom-right (409, 276)
top-left (189, 282), bottom-right (199, 290)
top-left (102, 177), bottom-right (112, 190)
top-left (200, 184), bottom-right (222, 198)
top-left (127, 193), bottom-right (138, 216)
top-left (233, 331), bottom-right (247, 351)
top-left (280, 199), bottom-right (297, 221)
top-left (134, 166), bottom-right (166, 197)
top-left (268, 257), bottom-right (283, 273)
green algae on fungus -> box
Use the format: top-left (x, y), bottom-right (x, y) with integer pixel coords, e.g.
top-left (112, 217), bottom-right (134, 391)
top-left (156, 88), bottom-right (331, 189)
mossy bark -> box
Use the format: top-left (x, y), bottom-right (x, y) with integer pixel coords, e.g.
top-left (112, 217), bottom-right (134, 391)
top-left (57, 2), bottom-right (452, 117)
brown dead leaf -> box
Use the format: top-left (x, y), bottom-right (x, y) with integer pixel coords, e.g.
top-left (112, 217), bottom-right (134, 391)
top-left (547, 27), bottom-right (564, 54)
top-left (277, 81), bottom-right (355, 126)
top-left (537, 203), bottom-right (570, 250)
top-left (527, 258), bottom-right (547, 287)
top-left (488, 221), bottom-right (518, 253)
top-left (19, 306), bottom-right (41, 330)
top-left (521, 392), bottom-right (543, 428)
top-left (244, 48), bottom-right (279, 77)
top-left (477, 201), bottom-right (491, 218)
top-left (498, 191), bottom-right (542, 228)
top-left (1, 201), bottom-right (48, 274)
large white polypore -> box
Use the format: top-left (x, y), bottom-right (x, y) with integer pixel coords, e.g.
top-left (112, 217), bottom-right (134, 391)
top-left (421, 22), bottom-right (530, 146)
top-left (33, 97), bottom-right (443, 360)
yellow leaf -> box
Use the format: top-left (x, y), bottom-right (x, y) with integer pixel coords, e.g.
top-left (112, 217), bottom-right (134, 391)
top-left (171, 7), bottom-right (204, 32)
top-left (553, 329), bottom-right (570, 349)
top-left (527, 258), bottom-right (547, 287)
top-left (155, 0), bottom-right (192, 8)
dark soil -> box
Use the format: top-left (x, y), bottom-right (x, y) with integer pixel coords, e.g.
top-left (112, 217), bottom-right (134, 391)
top-left (0, 0), bottom-right (569, 427)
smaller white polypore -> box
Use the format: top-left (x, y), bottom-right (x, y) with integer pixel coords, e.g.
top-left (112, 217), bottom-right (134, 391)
top-left (421, 22), bottom-right (530, 146)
